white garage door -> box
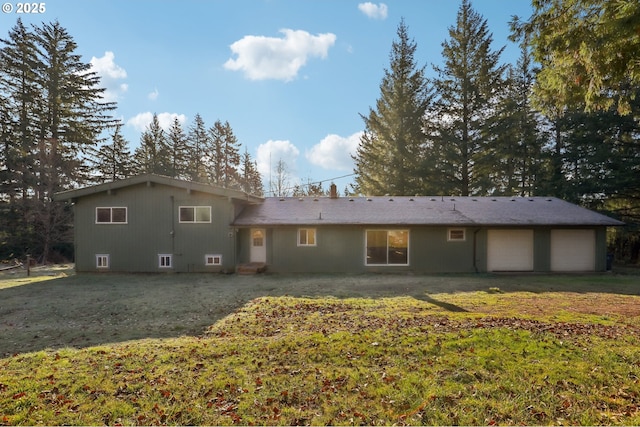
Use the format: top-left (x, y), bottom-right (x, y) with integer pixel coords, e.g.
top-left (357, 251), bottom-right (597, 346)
top-left (551, 229), bottom-right (596, 272)
top-left (487, 229), bottom-right (534, 272)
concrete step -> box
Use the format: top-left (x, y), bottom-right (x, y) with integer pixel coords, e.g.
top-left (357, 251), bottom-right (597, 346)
top-left (236, 262), bottom-right (267, 275)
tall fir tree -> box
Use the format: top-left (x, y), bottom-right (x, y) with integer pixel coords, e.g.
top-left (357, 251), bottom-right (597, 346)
top-left (478, 41), bottom-right (546, 196)
top-left (186, 113), bottom-right (209, 182)
top-left (239, 148), bottom-right (264, 196)
top-left (92, 122), bottom-right (134, 182)
top-left (4, 20), bottom-right (115, 262)
top-left (221, 121), bottom-right (241, 189)
top-left (33, 21), bottom-right (116, 191)
top-left (134, 113), bottom-right (166, 175)
top-left (207, 120), bottom-right (240, 188)
top-left (206, 120), bottom-right (225, 185)
top-left (0, 19), bottom-right (41, 258)
top-left (353, 18), bottom-right (432, 196)
top-left (424, 0), bottom-right (507, 196)
top-left (165, 117), bottom-right (189, 179)
top-left (0, 19), bottom-right (40, 203)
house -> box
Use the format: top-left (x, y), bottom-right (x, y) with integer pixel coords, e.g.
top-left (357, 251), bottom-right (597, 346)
top-left (54, 174), bottom-right (262, 273)
top-left (54, 174), bottom-right (624, 273)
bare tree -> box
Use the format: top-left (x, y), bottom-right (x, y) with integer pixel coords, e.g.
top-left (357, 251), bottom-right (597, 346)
top-left (270, 158), bottom-right (291, 197)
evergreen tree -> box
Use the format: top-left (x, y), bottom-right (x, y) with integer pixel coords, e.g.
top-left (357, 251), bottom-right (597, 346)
top-left (1, 20), bottom-right (114, 261)
top-left (424, 0), bottom-right (507, 196)
top-left (206, 120), bottom-right (225, 185)
top-left (478, 42), bottom-right (546, 196)
top-left (555, 102), bottom-right (640, 205)
top-left (165, 117), bottom-right (189, 179)
top-left (33, 20), bottom-right (116, 190)
top-left (0, 19), bottom-right (40, 203)
top-left (92, 122), bottom-right (134, 182)
top-left (353, 18), bottom-right (432, 196)
top-left (0, 20), bottom-right (40, 259)
top-left (186, 113), bottom-right (209, 182)
top-left (207, 120), bottom-right (241, 188)
top-left (134, 114), bottom-right (166, 175)
top-left (239, 148), bottom-right (264, 196)
top-left (512, 0), bottom-right (640, 115)
top-left (34, 21), bottom-right (116, 261)
top-left (221, 121), bottom-right (241, 189)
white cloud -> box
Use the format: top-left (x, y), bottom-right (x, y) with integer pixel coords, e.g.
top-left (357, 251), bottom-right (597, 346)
top-left (306, 132), bottom-right (362, 171)
top-left (148, 88), bottom-right (159, 101)
top-left (358, 2), bottom-right (388, 19)
top-left (256, 139), bottom-right (300, 178)
top-left (89, 51), bottom-right (128, 102)
top-left (224, 29), bottom-right (337, 81)
top-left (126, 112), bottom-right (187, 133)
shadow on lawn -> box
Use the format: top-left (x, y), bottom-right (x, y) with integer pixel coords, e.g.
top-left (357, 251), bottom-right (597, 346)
top-left (414, 294), bottom-right (469, 312)
top-left (1, 271), bottom-right (639, 356)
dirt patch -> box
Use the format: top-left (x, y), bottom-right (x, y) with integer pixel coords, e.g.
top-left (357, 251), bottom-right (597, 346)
top-left (1, 267), bottom-right (639, 356)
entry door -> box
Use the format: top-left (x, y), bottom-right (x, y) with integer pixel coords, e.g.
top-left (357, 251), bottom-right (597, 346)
top-left (250, 228), bottom-right (266, 263)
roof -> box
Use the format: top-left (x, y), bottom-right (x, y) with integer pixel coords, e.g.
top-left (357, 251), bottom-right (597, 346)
top-left (232, 196), bottom-right (624, 227)
top-left (53, 174), bottom-right (264, 203)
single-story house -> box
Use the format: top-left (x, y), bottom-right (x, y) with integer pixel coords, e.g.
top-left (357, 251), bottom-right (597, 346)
top-left (54, 174), bottom-right (624, 273)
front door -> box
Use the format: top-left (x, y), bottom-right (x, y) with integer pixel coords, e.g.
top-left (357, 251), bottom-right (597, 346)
top-left (250, 228), bottom-right (266, 263)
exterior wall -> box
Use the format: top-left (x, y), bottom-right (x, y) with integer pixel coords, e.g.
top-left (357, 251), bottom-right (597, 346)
top-left (73, 182), bottom-right (237, 272)
top-left (238, 226), bottom-right (478, 274)
top-left (237, 225), bottom-right (609, 274)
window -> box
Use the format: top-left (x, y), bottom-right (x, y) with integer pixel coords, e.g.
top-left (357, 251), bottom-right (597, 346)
top-left (252, 229), bottom-right (264, 247)
top-left (96, 254), bottom-right (109, 269)
top-left (96, 207), bottom-right (127, 223)
top-left (366, 230), bottom-right (409, 265)
top-left (448, 228), bottom-right (466, 241)
top-left (158, 254), bottom-right (172, 268)
top-left (298, 228), bottom-right (317, 246)
top-left (205, 254), bottom-right (222, 266)
top-left (179, 206), bottom-right (211, 223)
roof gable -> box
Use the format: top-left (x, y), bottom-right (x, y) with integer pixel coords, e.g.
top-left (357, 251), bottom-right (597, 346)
top-left (232, 196), bottom-right (624, 227)
top-left (54, 174), bottom-right (264, 203)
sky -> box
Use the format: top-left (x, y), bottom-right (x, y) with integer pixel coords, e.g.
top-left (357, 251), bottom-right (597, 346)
top-left (1, 0), bottom-right (534, 194)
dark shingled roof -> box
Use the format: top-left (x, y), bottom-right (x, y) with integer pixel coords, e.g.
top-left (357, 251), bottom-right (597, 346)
top-left (232, 196), bottom-right (624, 227)
top-left (54, 174), bottom-right (264, 203)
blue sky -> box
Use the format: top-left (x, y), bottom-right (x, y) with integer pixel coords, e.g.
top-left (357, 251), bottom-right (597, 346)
top-left (2, 0), bottom-right (534, 193)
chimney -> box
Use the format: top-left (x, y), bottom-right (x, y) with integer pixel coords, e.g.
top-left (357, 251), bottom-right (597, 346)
top-left (329, 183), bottom-right (338, 199)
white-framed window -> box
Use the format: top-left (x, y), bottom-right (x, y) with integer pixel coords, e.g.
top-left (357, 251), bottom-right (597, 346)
top-left (96, 254), bottom-right (109, 269)
top-left (252, 229), bottom-right (264, 247)
top-left (448, 228), bottom-right (466, 241)
top-left (205, 254), bottom-right (222, 266)
top-left (297, 228), bottom-right (317, 246)
top-left (179, 206), bottom-right (211, 223)
top-left (96, 207), bottom-right (127, 224)
top-left (365, 230), bottom-right (409, 266)
top-left (158, 254), bottom-right (173, 268)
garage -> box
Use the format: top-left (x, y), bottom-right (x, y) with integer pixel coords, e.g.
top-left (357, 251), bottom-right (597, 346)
top-left (550, 229), bottom-right (596, 272)
top-left (487, 229), bottom-right (534, 272)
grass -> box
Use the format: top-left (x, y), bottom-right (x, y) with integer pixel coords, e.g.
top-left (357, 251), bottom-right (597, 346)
top-left (0, 269), bottom-right (640, 425)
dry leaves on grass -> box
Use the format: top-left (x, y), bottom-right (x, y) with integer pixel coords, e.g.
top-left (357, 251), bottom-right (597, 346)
top-left (207, 297), bottom-right (640, 342)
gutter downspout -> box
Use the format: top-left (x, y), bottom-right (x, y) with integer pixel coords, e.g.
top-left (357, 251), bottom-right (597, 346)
top-left (473, 228), bottom-right (480, 273)
top-left (170, 195), bottom-right (176, 268)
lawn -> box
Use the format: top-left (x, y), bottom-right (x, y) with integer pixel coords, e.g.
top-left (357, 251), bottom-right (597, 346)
top-left (0, 268), bottom-right (639, 425)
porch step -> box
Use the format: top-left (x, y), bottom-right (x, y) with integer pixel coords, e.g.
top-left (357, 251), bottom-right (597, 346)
top-left (236, 262), bottom-right (267, 275)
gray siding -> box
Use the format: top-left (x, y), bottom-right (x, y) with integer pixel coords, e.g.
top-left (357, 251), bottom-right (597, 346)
top-left (74, 182), bottom-right (237, 272)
